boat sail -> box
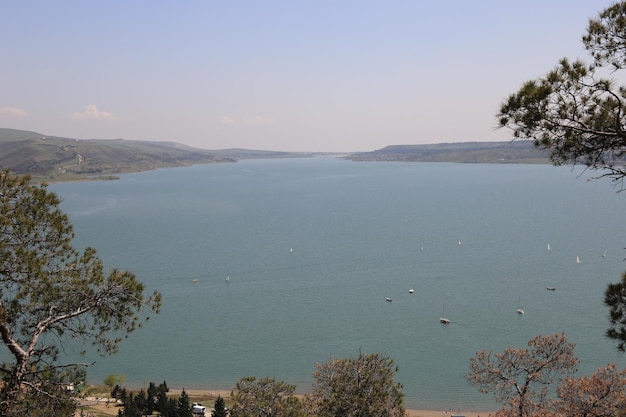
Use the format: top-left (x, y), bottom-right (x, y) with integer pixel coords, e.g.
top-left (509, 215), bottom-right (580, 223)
top-left (440, 302), bottom-right (450, 324)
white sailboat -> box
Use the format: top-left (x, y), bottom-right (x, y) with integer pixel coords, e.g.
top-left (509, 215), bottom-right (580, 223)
top-left (439, 303), bottom-right (450, 324)
top-left (576, 256), bottom-right (582, 264)
top-left (547, 243), bottom-right (551, 251)
top-left (517, 296), bottom-right (524, 315)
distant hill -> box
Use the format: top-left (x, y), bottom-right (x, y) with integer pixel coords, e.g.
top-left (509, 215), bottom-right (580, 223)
top-left (0, 128), bottom-right (238, 182)
top-left (0, 128), bottom-right (342, 182)
top-left (0, 128), bottom-right (551, 182)
top-left (346, 141), bottom-right (550, 163)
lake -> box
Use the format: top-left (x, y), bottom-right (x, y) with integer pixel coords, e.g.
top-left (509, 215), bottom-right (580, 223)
top-left (47, 158), bottom-right (626, 411)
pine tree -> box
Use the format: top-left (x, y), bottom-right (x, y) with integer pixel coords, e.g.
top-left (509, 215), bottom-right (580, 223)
top-left (212, 396), bottom-right (228, 417)
top-left (178, 389), bottom-right (193, 417)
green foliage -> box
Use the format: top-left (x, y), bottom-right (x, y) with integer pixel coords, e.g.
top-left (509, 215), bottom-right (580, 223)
top-left (0, 128), bottom-right (227, 182)
top-left (582, 1), bottom-right (626, 70)
top-left (605, 271), bottom-right (626, 351)
top-left (497, 2), bottom-right (626, 184)
top-left (212, 395), bottom-right (228, 417)
top-left (111, 384), bottom-right (126, 402)
top-left (117, 381), bottom-right (181, 417)
top-left (178, 389), bottom-right (193, 417)
top-left (157, 381), bottom-right (170, 413)
top-left (104, 374), bottom-right (118, 388)
top-left (348, 141), bottom-right (549, 163)
top-left (1, 366), bottom-right (82, 417)
top-left (0, 169), bottom-right (161, 417)
top-left (230, 376), bottom-right (305, 417)
top-left (498, 0), bottom-right (626, 355)
top-left (310, 352), bottom-right (405, 417)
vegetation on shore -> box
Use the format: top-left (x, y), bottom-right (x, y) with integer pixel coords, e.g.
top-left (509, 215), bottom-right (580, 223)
top-left (0, 170), bottom-right (161, 417)
top-left (0, 128), bottom-right (336, 183)
top-left (77, 335), bottom-right (626, 417)
top-left (1, 128), bottom-right (552, 184)
top-left (0, 128), bottom-right (233, 183)
top-left (346, 141), bottom-right (550, 164)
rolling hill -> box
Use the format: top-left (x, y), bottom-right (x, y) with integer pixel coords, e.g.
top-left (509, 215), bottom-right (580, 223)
top-left (346, 141), bottom-right (549, 163)
top-left (0, 128), bottom-right (550, 182)
top-left (0, 128), bottom-right (238, 182)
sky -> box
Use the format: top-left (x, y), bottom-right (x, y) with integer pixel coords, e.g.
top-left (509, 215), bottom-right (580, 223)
top-left (0, 1), bottom-right (617, 152)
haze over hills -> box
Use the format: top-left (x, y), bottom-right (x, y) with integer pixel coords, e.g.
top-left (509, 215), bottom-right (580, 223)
top-left (0, 128), bottom-right (549, 182)
top-left (0, 128), bottom-right (322, 182)
top-left (347, 141), bottom-right (549, 163)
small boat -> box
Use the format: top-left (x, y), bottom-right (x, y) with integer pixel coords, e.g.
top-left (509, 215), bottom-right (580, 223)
top-left (225, 275), bottom-right (230, 282)
top-left (517, 296), bottom-right (524, 314)
top-left (576, 256), bottom-right (582, 264)
top-left (409, 288), bottom-right (414, 294)
top-left (440, 302), bottom-right (450, 324)
top-left (603, 249), bottom-right (607, 258)
top-left (289, 248), bottom-right (294, 253)
top-left (458, 240), bottom-right (462, 245)
top-left (386, 297), bottom-right (393, 302)
top-left (546, 286), bottom-right (556, 291)
top-left (191, 278), bottom-right (198, 283)
top-left (547, 243), bottom-right (551, 251)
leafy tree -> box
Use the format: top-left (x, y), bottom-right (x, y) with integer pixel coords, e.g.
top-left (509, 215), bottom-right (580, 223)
top-left (212, 395), bottom-right (228, 417)
top-left (104, 374), bottom-right (118, 388)
top-left (0, 170), bottom-right (162, 417)
top-left (230, 376), bottom-right (305, 417)
top-left (497, 2), bottom-right (626, 184)
top-left (310, 351), bottom-right (405, 417)
top-left (551, 363), bottom-right (626, 417)
top-left (466, 333), bottom-right (578, 417)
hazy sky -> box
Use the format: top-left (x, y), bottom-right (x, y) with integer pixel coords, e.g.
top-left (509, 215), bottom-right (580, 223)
top-left (0, 1), bottom-right (615, 152)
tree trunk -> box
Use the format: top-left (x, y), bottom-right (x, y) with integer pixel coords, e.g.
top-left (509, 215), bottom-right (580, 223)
top-left (0, 356), bottom-right (28, 417)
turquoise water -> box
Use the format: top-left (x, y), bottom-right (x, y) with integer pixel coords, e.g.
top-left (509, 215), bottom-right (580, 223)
top-left (46, 159), bottom-right (626, 411)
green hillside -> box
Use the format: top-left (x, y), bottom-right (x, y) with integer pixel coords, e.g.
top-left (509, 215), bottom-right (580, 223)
top-left (0, 128), bottom-right (552, 182)
top-left (0, 128), bottom-right (232, 182)
top-left (346, 141), bottom-right (550, 163)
